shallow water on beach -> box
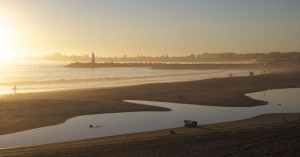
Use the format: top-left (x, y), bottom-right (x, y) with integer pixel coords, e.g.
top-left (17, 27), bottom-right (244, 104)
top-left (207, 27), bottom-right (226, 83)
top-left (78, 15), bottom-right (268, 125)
top-left (0, 88), bottom-right (299, 148)
top-left (0, 62), bottom-right (253, 95)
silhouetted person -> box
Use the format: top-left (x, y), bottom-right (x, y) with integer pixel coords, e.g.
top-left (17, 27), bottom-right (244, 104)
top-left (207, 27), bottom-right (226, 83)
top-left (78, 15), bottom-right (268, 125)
top-left (12, 85), bottom-right (17, 94)
top-left (250, 71), bottom-right (254, 76)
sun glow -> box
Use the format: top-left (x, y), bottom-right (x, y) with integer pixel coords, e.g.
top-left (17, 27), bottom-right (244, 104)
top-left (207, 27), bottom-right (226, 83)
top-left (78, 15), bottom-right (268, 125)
top-left (0, 18), bottom-right (16, 62)
top-left (0, 52), bottom-right (16, 61)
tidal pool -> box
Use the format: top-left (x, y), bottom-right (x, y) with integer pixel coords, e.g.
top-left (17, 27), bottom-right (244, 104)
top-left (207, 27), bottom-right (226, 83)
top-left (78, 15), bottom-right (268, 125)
top-left (0, 88), bottom-right (299, 148)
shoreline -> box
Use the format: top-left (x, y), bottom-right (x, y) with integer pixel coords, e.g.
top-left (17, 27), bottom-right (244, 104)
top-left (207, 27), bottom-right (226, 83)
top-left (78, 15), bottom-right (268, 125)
top-left (1, 70), bottom-right (300, 135)
top-left (1, 62), bottom-right (298, 96)
top-left (1, 113), bottom-right (299, 156)
top-left (0, 67), bottom-right (300, 156)
top-left (0, 69), bottom-right (253, 96)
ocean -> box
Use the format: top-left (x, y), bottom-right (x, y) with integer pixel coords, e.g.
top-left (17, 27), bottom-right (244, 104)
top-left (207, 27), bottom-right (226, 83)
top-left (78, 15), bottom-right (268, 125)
top-left (0, 61), bottom-right (250, 95)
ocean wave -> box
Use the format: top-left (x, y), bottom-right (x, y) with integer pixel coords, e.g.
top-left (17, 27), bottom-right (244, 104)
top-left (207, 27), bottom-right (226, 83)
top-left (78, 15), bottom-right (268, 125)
top-left (0, 71), bottom-right (223, 86)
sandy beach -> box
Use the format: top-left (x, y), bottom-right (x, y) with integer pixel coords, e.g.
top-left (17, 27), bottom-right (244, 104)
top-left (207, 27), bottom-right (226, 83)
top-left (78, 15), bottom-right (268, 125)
top-left (2, 0), bottom-right (300, 155)
top-left (1, 114), bottom-right (299, 157)
top-left (1, 65), bottom-right (300, 156)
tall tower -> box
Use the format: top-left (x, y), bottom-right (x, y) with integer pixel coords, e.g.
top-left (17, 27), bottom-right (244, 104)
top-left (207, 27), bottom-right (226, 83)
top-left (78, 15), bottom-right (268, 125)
top-left (91, 52), bottom-right (96, 64)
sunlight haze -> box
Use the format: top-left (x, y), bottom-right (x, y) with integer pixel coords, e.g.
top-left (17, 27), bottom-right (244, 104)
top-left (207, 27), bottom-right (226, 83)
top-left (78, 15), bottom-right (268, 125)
top-left (0, 0), bottom-right (300, 57)
top-left (1, 1), bottom-right (300, 155)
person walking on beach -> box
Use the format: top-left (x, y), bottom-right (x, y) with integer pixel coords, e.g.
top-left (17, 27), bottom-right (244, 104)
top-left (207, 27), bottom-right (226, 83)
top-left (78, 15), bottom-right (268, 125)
top-left (12, 85), bottom-right (17, 94)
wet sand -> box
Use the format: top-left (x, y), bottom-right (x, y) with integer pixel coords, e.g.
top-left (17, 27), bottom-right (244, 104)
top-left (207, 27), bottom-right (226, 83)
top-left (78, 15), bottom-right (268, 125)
top-left (1, 113), bottom-right (299, 157)
top-left (1, 65), bottom-right (300, 156)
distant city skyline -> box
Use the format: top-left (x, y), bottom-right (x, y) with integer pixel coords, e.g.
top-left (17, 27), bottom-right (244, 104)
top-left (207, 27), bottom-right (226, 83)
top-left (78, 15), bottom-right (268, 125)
top-left (27, 51), bottom-right (300, 63)
top-left (0, 0), bottom-right (300, 58)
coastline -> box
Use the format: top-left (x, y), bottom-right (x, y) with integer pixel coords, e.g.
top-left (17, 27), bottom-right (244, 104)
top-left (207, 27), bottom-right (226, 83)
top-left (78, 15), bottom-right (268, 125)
top-left (64, 62), bottom-right (299, 71)
top-left (0, 67), bottom-right (300, 156)
top-left (1, 69), bottom-right (300, 135)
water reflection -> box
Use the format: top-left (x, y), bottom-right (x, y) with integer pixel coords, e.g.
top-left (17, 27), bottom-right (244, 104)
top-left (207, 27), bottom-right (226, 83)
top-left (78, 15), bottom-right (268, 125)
top-left (0, 62), bottom-right (253, 95)
top-left (0, 88), bottom-right (299, 148)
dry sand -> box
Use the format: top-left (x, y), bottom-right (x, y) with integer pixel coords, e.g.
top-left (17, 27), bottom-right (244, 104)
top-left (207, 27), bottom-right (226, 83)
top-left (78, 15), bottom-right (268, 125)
top-left (0, 65), bottom-right (300, 156)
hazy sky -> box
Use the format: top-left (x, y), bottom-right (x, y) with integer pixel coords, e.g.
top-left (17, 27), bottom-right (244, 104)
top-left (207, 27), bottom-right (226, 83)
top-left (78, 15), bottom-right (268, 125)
top-left (0, 0), bottom-right (300, 57)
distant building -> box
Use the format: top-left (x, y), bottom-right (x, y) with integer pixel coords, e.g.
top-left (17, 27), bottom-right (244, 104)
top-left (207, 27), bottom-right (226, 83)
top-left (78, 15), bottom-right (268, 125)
top-left (91, 52), bottom-right (96, 64)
